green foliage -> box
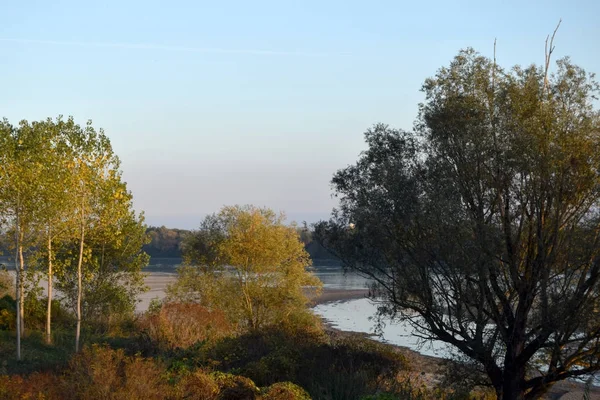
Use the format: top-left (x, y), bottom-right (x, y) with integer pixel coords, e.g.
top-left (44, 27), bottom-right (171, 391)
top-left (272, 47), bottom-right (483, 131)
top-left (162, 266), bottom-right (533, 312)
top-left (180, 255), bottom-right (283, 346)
top-left (169, 205), bottom-right (322, 331)
top-left (144, 225), bottom-right (188, 258)
top-left (0, 295), bottom-right (15, 330)
top-left (0, 268), bottom-right (12, 299)
top-left (55, 208), bottom-right (149, 334)
top-left (0, 116), bottom-right (149, 354)
top-left (198, 327), bottom-right (408, 400)
top-left (22, 292), bottom-right (74, 331)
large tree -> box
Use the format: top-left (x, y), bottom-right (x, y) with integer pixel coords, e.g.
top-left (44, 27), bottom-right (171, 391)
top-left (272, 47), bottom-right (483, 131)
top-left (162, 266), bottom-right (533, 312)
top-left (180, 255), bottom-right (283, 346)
top-left (168, 205), bottom-right (321, 331)
top-left (315, 49), bottom-right (600, 399)
top-left (60, 121), bottom-right (147, 350)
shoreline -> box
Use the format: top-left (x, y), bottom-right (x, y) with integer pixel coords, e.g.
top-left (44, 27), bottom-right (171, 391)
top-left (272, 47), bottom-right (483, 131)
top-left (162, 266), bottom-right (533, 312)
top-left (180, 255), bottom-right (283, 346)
top-left (309, 288), bottom-right (369, 306)
top-left (312, 296), bottom-right (598, 400)
top-left (138, 272), bottom-right (370, 312)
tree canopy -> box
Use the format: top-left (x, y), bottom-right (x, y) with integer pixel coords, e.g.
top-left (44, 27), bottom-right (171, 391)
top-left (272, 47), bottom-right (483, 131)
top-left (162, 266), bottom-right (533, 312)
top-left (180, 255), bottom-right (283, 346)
top-left (0, 116), bottom-right (148, 356)
top-left (168, 205), bottom-right (322, 331)
top-left (315, 49), bottom-right (600, 399)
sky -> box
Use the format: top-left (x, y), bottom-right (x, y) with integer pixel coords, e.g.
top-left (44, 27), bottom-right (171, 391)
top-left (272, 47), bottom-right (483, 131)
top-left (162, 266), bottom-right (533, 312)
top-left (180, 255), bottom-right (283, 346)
top-left (1, 0), bottom-right (599, 229)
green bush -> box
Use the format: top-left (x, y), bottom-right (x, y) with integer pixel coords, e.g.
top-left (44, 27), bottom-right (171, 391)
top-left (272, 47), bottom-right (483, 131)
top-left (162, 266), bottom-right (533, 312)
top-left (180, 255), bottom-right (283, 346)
top-left (261, 382), bottom-right (311, 400)
top-left (22, 292), bottom-right (74, 331)
top-left (212, 371), bottom-right (260, 399)
top-left (0, 295), bottom-right (15, 330)
top-left (200, 327), bottom-right (409, 400)
top-left (0, 269), bottom-right (13, 299)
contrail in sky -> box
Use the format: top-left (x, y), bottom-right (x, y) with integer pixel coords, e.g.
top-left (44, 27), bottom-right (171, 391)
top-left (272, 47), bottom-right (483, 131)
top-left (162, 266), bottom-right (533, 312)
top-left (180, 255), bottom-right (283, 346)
top-left (0, 38), bottom-right (350, 57)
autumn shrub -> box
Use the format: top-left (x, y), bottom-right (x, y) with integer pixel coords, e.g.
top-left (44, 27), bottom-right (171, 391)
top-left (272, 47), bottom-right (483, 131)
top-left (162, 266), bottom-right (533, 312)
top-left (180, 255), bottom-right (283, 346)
top-left (0, 372), bottom-right (62, 400)
top-left (138, 302), bottom-right (233, 353)
top-left (201, 327), bottom-right (408, 400)
top-left (0, 345), bottom-right (302, 400)
top-left (175, 369), bottom-right (220, 400)
top-left (173, 370), bottom-right (311, 400)
top-left (260, 382), bottom-right (311, 400)
top-left (212, 371), bottom-right (260, 399)
top-left (61, 344), bottom-right (171, 400)
top-left (359, 376), bottom-right (497, 400)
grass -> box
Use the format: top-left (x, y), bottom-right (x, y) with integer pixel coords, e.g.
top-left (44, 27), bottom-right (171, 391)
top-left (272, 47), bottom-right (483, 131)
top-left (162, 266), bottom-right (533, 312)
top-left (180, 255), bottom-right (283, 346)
top-left (0, 330), bottom-right (73, 375)
top-left (0, 327), bottom-right (141, 376)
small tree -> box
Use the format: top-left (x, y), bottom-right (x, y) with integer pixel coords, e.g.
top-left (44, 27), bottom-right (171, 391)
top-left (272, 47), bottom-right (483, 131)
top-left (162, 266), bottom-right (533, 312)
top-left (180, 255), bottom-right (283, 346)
top-left (168, 205), bottom-right (321, 331)
top-left (316, 49), bottom-right (600, 399)
top-left (56, 209), bottom-right (149, 334)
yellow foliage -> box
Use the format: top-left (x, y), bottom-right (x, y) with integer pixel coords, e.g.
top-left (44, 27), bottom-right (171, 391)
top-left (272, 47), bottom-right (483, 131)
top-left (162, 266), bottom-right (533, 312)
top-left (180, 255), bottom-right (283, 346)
top-left (169, 205), bottom-right (322, 331)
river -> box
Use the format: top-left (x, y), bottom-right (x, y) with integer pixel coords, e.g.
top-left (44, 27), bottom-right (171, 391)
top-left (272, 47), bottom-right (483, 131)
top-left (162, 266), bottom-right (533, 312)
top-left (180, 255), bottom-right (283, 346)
top-left (141, 259), bottom-right (450, 357)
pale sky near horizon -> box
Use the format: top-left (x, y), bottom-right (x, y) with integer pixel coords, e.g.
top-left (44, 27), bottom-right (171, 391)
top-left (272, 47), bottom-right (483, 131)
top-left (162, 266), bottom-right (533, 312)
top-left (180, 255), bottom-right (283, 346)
top-left (1, 0), bottom-right (599, 229)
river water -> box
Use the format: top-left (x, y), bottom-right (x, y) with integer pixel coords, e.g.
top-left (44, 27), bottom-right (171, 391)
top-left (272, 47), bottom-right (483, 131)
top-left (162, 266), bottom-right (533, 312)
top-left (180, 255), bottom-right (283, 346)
top-left (143, 259), bottom-right (450, 357)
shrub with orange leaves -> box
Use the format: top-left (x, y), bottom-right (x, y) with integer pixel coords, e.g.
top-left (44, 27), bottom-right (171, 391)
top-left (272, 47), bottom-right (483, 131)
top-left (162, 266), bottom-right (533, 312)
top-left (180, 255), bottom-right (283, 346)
top-left (60, 344), bottom-right (170, 400)
top-left (138, 302), bottom-right (233, 352)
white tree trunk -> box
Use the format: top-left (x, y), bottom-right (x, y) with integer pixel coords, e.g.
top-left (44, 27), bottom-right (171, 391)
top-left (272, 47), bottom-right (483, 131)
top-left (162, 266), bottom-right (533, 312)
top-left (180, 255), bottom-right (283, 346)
top-left (46, 232), bottom-right (53, 344)
top-left (18, 239), bottom-right (24, 338)
top-left (75, 222), bottom-right (85, 352)
top-left (14, 210), bottom-right (21, 360)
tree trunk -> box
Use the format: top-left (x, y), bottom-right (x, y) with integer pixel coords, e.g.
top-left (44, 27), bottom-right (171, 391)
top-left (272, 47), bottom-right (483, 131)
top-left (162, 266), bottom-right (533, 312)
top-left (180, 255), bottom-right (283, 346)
top-left (75, 222), bottom-right (85, 352)
top-left (501, 374), bottom-right (525, 400)
top-left (501, 354), bottom-right (527, 400)
top-left (18, 235), bottom-right (25, 339)
top-left (46, 232), bottom-right (53, 344)
top-left (14, 211), bottom-right (21, 361)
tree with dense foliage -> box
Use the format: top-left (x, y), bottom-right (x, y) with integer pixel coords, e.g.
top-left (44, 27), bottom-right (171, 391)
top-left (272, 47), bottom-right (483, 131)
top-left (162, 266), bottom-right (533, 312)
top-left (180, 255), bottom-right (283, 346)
top-left (0, 116), bottom-right (148, 356)
top-left (168, 205), bottom-right (321, 330)
top-left (27, 118), bottom-right (76, 344)
top-left (316, 49), bottom-right (600, 399)
top-left (58, 121), bottom-right (147, 349)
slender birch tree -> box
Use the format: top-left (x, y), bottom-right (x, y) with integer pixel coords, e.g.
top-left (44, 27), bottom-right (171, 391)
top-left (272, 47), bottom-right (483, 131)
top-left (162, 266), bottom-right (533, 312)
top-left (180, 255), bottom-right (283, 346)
top-left (34, 118), bottom-right (77, 344)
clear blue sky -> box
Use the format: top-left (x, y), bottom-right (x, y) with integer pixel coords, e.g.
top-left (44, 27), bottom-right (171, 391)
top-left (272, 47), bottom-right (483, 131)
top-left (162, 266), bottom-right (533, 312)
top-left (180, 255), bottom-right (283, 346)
top-left (1, 0), bottom-right (598, 229)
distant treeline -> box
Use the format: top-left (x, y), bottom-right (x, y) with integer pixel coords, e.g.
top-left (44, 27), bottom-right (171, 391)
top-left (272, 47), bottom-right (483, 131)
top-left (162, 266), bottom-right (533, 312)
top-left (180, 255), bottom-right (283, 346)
top-left (144, 225), bottom-right (338, 263)
top-left (143, 226), bottom-right (188, 258)
top-left (0, 225), bottom-right (338, 263)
